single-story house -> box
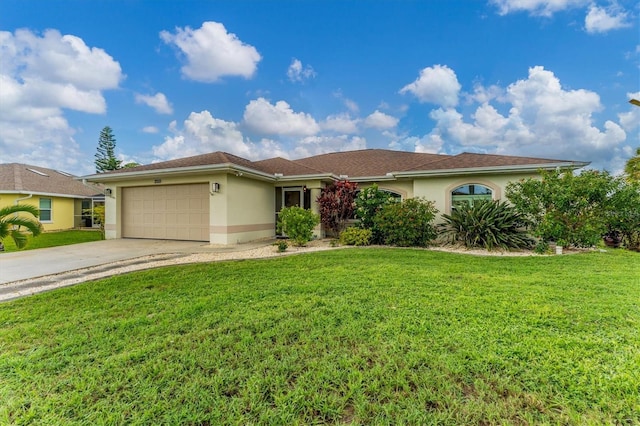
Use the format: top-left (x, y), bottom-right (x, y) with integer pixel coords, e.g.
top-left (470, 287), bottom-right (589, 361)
top-left (82, 149), bottom-right (588, 245)
top-left (0, 163), bottom-right (105, 231)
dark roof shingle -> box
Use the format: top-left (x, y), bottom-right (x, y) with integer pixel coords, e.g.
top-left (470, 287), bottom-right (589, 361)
top-left (0, 163), bottom-right (102, 197)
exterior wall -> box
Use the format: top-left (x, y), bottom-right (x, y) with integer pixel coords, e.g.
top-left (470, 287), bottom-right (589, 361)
top-left (412, 172), bottom-right (540, 219)
top-left (102, 173), bottom-right (275, 245)
top-left (0, 193), bottom-right (78, 231)
top-left (212, 175), bottom-right (275, 244)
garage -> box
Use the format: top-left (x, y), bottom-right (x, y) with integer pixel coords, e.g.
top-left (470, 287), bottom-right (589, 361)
top-left (122, 184), bottom-right (210, 241)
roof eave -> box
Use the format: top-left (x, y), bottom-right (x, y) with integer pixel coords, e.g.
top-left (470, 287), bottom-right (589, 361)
top-left (0, 190), bottom-right (104, 199)
top-left (392, 162), bottom-right (590, 178)
top-left (82, 163), bottom-right (277, 183)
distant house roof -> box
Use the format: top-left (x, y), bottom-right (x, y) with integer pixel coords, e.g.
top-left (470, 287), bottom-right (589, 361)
top-left (84, 149), bottom-right (589, 182)
top-left (0, 163), bottom-right (103, 198)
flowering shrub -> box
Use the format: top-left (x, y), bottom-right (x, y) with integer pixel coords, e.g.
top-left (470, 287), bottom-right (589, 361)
top-left (373, 198), bottom-right (438, 247)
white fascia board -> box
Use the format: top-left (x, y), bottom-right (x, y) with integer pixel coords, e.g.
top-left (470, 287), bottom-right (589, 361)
top-left (81, 163), bottom-right (276, 183)
top-left (0, 190), bottom-right (97, 199)
top-left (274, 173), bottom-right (336, 182)
top-left (392, 162), bottom-right (590, 178)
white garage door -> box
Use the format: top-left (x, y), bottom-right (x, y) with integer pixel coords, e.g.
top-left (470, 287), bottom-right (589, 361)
top-left (122, 184), bottom-right (209, 241)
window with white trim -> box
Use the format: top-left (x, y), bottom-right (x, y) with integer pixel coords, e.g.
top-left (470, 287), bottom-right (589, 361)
top-left (451, 184), bottom-right (492, 209)
top-left (39, 198), bottom-right (52, 222)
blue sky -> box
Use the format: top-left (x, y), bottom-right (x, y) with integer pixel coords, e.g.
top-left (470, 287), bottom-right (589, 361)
top-left (1, 0), bottom-right (638, 176)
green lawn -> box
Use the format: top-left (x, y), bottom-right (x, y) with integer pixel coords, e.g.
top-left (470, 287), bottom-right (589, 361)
top-left (0, 229), bottom-right (102, 252)
top-left (1, 248), bottom-right (638, 424)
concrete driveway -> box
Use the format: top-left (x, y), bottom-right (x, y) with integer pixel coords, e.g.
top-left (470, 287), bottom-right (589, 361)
top-left (0, 239), bottom-right (215, 284)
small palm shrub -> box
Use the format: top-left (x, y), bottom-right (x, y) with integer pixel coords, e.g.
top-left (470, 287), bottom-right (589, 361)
top-left (373, 198), bottom-right (438, 247)
top-left (277, 206), bottom-right (320, 247)
top-left (440, 200), bottom-right (534, 250)
top-left (339, 227), bottom-right (372, 246)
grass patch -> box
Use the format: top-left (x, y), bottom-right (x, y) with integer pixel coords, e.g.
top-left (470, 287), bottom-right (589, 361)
top-left (0, 229), bottom-right (102, 252)
top-left (1, 248), bottom-right (638, 424)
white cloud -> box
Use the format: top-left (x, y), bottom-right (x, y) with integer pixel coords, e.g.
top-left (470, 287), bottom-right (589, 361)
top-left (287, 58), bottom-right (316, 83)
top-left (399, 65), bottom-right (461, 107)
top-left (160, 21), bottom-right (261, 82)
top-left (142, 126), bottom-right (159, 134)
top-left (0, 28), bottom-right (123, 175)
top-left (151, 110), bottom-right (284, 161)
top-left (135, 92), bottom-right (173, 114)
top-left (333, 90), bottom-right (360, 113)
top-left (619, 91), bottom-right (640, 131)
top-left (292, 135), bottom-right (367, 159)
top-left (243, 98), bottom-right (320, 136)
top-left (490, 0), bottom-right (588, 17)
top-left (419, 66), bottom-right (628, 170)
top-left (363, 110), bottom-right (399, 130)
top-left (322, 113), bottom-right (360, 134)
top-left (585, 5), bottom-right (631, 34)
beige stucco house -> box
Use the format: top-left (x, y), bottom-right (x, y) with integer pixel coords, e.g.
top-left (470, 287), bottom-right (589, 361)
top-left (0, 163), bottom-right (104, 231)
top-left (82, 149), bottom-right (588, 245)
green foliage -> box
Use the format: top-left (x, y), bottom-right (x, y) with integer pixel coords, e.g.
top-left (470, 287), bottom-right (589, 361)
top-left (0, 204), bottom-right (42, 250)
top-left (506, 169), bottom-right (616, 248)
top-left (0, 229), bottom-right (102, 253)
top-left (533, 239), bottom-right (551, 254)
top-left (440, 200), bottom-right (535, 250)
top-left (605, 178), bottom-right (640, 251)
top-left (373, 197), bottom-right (438, 247)
top-left (1, 249), bottom-right (638, 424)
top-left (277, 206), bottom-right (319, 246)
top-left (274, 240), bottom-right (289, 252)
top-left (316, 180), bottom-right (358, 235)
top-left (338, 227), bottom-right (372, 246)
top-left (624, 147), bottom-right (640, 184)
top-left (354, 184), bottom-right (396, 243)
top-left (84, 204), bottom-right (106, 239)
top-left (95, 126), bottom-right (122, 173)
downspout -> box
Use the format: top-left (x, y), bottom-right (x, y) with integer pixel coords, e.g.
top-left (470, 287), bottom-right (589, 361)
top-left (14, 193), bottom-right (33, 205)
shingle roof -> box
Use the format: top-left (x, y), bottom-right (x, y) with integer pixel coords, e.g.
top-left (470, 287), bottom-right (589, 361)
top-left (84, 149), bottom-right (586, 181)
top-left (0, 163), bottom-right (103, 197)
top-left (293, 149), bottom-right (447, 177)
top-left (252, 157), bottom-right (325, 176)
top-left (102, 151), bottom-right (261, 174)
top-left (410, 152), bottom-right (575, 171)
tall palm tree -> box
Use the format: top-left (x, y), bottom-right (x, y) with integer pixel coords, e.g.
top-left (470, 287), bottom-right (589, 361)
top-left (0, 205), bottom-right (43, 250)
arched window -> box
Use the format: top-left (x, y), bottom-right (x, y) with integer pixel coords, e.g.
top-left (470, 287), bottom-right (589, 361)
top-left (451, 184), bottom-right (492, 209)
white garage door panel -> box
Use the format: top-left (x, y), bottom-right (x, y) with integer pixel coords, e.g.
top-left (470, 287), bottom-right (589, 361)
top-left (122, 184), bottom-right (209, 241)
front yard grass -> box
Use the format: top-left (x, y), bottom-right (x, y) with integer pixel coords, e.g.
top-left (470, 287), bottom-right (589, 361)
top-left (1, 248), bottom-right (638, 424)
top-left (0, 229), bottom-right (102, 252)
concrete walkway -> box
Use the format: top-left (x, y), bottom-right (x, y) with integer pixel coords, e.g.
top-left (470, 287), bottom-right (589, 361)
top-left (0, 239), bottom-right (274, 301)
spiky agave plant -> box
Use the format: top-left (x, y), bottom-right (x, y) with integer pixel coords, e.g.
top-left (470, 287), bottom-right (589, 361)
top-left (0, 204), bottom-right (43, 249)
top-left (440, 200), bottom-right (534, 250)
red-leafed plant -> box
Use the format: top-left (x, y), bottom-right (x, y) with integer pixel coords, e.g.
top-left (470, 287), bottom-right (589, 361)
top-left (317, 180), bottom-right (358, 236)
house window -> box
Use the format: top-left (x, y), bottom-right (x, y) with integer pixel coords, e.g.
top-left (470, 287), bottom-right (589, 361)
top-left (39, 198), bottom-right (52, 222)
top-left (451, 184), bottom-right (492, 209)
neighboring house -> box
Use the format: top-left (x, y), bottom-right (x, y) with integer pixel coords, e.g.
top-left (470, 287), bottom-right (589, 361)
top-left (0, 163), bottom-right (105, 231)
top-left (82, 149), bottom-right (588, 245)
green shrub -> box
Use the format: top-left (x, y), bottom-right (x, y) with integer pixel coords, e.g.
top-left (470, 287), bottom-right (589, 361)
top-left (373, 198), bottom-right (438, 247)
top-left (439, 200), bottom-right (534, 250)
top-left (277, 206), bottom-right (320, 247)
top-left (533, 239), bottom-right (551, 254)
top-left (339, 227), bottom-right (372, 246)
top-left (506, 169), bottom-right (615, 248)
top-left (354, 184), bottom-right (396, 243)
top-left (274, 240), bottom-right (288, 252)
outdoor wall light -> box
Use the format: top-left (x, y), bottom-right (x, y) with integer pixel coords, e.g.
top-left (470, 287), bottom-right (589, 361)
top-left (105, 188), bottom-right (113, 197)
top-left (212, 182), bottom-right (220, 193)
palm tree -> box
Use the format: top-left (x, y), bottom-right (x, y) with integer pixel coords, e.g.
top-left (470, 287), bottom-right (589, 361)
top-left (0, 205), bottom-right (43, 250)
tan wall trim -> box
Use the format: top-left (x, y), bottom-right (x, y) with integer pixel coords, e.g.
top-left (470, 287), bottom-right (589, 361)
top-left (105, 224), bottom-right (116, 231)
top-left (211, 223), bottom-right (274, 234)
